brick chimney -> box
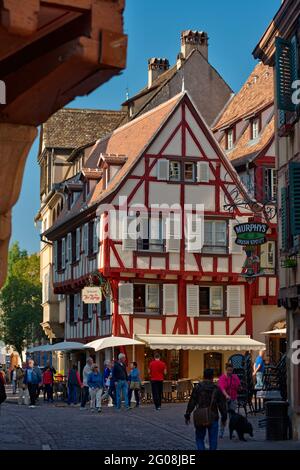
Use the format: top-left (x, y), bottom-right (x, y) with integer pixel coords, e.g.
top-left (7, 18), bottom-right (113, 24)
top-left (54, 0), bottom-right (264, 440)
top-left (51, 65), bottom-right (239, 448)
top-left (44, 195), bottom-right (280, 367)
top-left (180, 30), bottom-right (208, 60)
top-left (148, 58), bottom-right (169, 88)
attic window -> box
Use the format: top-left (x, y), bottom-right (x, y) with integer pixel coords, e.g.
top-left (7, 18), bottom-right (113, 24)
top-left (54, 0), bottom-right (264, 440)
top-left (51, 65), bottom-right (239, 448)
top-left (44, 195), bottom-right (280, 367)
top-left (251, 117), bottom-right (260, 140)
top-left (129, 103), bottom-right (134, 117)
top-left (226, 128), bottom-right (234, 150)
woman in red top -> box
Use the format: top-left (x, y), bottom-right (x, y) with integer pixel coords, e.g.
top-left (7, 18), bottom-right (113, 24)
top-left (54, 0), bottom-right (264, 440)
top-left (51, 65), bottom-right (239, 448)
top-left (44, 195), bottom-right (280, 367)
top-left (148, 353), bottom-right (167, 410)
top-left (43, 366), bottom-right (54, 402)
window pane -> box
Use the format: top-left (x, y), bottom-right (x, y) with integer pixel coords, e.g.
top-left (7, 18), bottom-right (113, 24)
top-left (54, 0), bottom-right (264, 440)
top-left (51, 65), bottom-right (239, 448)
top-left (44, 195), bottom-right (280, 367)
top-left (210, 287), bottom-right (223, 312)
top-left (146, 284), bottom-right (160, 312)
top-left (199, 287), bottom-right (209, 315)
top-left (184, 162), bottom-right (195, 181)
top-left (169, 161), bottom-right (181, 181)
top-left (215, 222), bottom-right (227, 246)
top-left (134, 285), bottom-right (146, 312)
top-left (204, 221), bottom-right (213, 245)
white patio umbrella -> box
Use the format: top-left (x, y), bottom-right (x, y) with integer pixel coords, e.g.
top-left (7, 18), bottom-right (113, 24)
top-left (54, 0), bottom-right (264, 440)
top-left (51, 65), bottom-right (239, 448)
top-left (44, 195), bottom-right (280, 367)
top-left (84, 336), bottom-right (144, 352)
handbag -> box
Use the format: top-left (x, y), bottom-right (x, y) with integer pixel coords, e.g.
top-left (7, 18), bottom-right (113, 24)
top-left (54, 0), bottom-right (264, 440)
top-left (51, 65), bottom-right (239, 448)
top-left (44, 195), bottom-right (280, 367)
top-left (193, 386), bottom-right (216, 428)
top-left (130, 381), bottom-right (141, 390)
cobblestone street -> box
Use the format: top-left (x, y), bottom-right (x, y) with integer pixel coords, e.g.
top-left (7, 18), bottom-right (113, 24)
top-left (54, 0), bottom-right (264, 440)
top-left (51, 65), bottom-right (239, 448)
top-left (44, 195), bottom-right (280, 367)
top-left (1, 401), bottom-right (300, 451)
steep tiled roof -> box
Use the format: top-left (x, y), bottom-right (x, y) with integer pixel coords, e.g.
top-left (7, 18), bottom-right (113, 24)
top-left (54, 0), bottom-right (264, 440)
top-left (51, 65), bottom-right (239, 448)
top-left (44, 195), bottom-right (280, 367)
top-left (213, 63), bottom-right (274, 130)
top-left (214, 62), bottom-right (274, 164)
top-left (42, 108), bottom-right (127, 149)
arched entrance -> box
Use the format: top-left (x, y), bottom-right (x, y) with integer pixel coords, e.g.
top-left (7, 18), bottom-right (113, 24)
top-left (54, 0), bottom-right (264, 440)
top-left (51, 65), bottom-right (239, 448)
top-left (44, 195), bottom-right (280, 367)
top-left (204, 352), bottom-right (223, 377)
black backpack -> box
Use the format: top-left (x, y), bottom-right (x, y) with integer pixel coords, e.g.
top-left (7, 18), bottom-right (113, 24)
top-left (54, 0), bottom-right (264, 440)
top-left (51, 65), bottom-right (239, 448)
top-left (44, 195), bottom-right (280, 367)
top-left (0, 378), bottom-right (6, 404)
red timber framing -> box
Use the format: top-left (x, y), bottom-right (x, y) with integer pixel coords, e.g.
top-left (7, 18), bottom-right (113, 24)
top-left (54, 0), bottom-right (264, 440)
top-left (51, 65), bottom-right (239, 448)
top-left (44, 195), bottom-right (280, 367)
top-left (51, 93), bottom-right (270, 344)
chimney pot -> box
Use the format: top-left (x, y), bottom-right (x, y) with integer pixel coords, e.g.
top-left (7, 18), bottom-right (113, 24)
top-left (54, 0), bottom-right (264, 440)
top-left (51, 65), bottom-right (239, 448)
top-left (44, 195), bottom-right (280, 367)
top-left (148, 57), bottom-right (169, 88)
top-left (180, 30), bottom-right (209, 60)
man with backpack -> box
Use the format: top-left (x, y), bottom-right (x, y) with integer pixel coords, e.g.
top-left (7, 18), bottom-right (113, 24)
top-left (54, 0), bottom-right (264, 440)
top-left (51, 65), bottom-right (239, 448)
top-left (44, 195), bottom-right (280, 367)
top-left (184, 368), bottom-right (227, 451)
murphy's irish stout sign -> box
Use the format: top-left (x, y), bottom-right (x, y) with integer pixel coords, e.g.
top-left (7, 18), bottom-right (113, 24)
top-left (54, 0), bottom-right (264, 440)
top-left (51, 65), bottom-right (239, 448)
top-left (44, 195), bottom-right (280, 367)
top-left (234, 222), bottom-right (268, 246)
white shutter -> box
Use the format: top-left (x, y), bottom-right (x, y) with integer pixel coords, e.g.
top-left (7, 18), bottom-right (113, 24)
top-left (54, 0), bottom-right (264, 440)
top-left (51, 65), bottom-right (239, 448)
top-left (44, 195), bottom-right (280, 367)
top-left (83, 223), bottom-right (89, 254)
top-left (61, 238), bottom-right (65, 269)
top-left (93, 219), bottom-right (99, 254)
top-left (157, 159), bottom-right (169, 181)
top-left (186, 285), bottom-right (199, 317)
top-left (67, 233), bottom-right (72, 263)
top-left (229, 220), bottom-right (243, 254)
top-left (119, 282), bottom-right (134, 314)
top-left (186, 214), bottom-right (203, 252)
top-left (163, 284), bottom-right (178, 315)
top-left (53, 241), bottom-right (58, 270)
top-left (76, 227), bottom-right (81, 261)
top-left (122, 217), bottom-right (137, 251)
top-left (197, 161), bottom-right (210, 182)
top-left (166, 216), bottom-right (180, 252)
top-left (74, 293), bottom-right (79, 322)
top-left (226, 286), bottom-right (241, 317)
top-left (88, 304), bottom-right (93, 319)
top-left (66, 295), bottom-right (70, 323)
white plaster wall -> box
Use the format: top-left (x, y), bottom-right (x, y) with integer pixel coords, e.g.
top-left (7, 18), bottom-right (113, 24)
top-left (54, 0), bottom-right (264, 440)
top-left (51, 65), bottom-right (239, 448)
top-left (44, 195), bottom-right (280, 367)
top-left (201, 257), bottom-right (213, 272)
top-left (213, 321), bottom-right (226, 335)
top-left (185, 106), bottom-right (217, 159)
top-left (148, 107), bottom-right (182, 154)
top-left (149, 182), bottom-right (180, 206)
top-left (217, 257), bottom-right (228, 272)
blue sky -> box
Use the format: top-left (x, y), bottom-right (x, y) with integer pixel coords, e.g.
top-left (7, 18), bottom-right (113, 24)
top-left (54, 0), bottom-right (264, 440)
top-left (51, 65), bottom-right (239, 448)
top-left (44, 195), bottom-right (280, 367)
top-left (11, 0), bottom-right (281, 253)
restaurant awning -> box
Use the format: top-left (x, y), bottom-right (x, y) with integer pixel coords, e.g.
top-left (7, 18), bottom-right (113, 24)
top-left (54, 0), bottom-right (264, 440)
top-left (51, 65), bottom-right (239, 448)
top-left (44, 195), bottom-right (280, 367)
top-left (260, 328), bottom-right (286, 335)
top-left (85, 336), bottom-right (144, 352)
top-left (27, 341), bottom-right (86, 353)
top-left (136, 334), bottom-right (266, 351)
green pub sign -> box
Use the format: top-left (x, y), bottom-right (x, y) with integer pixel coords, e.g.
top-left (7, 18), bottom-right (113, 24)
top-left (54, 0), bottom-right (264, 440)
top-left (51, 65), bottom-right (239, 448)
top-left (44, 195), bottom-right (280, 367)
top-left (234, 223), bottom-right (268, 246)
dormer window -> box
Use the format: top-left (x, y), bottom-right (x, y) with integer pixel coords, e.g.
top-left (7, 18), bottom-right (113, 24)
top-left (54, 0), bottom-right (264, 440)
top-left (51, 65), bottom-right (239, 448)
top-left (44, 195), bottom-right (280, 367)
top-left (251, 117), bottom-right (260, 140)
top-left (226, 128), bottom-right (234, 150)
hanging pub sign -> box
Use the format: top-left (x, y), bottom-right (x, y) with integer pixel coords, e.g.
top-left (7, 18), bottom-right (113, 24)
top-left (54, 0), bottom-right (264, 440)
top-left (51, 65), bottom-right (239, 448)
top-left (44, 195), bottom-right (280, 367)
top-left (82, 286), bottom-right (102, 304)
top-left (234, 222), bottom-right (268, 246)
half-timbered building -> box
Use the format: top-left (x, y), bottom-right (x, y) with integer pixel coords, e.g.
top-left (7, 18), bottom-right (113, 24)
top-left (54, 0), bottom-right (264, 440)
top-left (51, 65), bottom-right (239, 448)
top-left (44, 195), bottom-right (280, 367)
top-left (44, 92), bottom-right (266, 379)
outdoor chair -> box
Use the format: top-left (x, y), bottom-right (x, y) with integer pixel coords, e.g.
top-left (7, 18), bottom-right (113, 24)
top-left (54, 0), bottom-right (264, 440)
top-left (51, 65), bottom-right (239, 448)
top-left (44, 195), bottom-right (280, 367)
top-left (162, 381), bottom-right (173, 402)
top-left (142, 381), bottom-right (152, 403)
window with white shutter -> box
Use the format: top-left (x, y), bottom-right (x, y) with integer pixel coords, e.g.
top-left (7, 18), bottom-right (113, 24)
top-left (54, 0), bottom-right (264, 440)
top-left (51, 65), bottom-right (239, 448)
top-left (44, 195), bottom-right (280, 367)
top-left (186, 213), bottom-right (203, 252)
top-left (119, 282), bottom-right (134, 314)
top-left (122, 216), bottom-right (137, 251)
top-left (226, 286), bottom-right (241, 317)
top-left (157, 159), bottom-right (169, 180)
top-left (203, 220), bottom-right (227, 254)
top-left (163, 284), bottom-right (178, 315)
top-left (186, 285), bottom-right (199, 317)
top-left (197, 161), bottom-right (210, 182)
top-left (76, 228), bottom-right (81, 261)
top-left (229, 220), bottom-right (243, 254)
top-left (166, 215), bottom-right (181, 252)
top-left (61, 238), bottom-right (66, 269)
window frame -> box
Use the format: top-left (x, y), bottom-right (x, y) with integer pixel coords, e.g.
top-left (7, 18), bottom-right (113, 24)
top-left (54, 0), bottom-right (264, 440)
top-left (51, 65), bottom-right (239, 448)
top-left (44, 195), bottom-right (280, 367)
top-left (136, 214), bottom-right (165, 253)
top-left (251, 116), bottom-right (261, 140)
top-left (202, 220), bottom-right (228, 254)
top-left (226, 128), bottom-right (235, 150)
top-left (199, 286), bottom-right (225, 317)
top-left (169, 160), bottom-right (181, 181)
top-left (133, 283), bottom-right (162, 315)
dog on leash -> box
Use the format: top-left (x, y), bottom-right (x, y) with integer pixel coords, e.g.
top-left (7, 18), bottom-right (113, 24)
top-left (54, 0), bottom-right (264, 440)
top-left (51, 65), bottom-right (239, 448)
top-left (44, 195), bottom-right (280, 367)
top-left (229, 410), bottom-right (254, 441)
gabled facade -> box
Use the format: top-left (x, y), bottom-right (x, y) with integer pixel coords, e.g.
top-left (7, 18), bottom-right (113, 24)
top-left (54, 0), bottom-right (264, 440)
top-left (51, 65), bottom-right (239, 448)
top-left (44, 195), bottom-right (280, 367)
top-left (213, 62), bottom-right (285, 362)
top-left (44, 93), bottom-right (266, 379)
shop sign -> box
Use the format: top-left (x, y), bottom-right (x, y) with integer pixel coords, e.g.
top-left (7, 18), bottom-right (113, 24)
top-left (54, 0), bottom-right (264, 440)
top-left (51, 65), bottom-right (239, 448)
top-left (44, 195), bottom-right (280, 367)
top-left (234, 222), bottom-right (268, 246)
top-left (82, 286), bottom-right (102, 304)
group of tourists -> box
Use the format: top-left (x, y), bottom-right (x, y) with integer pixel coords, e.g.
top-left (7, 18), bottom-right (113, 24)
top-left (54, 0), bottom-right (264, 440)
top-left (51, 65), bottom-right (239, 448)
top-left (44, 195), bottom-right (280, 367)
top-left (185, 350), bottom-right (266, 451)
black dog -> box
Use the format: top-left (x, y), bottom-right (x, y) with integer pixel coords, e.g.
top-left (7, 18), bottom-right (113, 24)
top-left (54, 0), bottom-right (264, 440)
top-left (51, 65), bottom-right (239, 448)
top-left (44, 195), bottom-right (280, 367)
top-left (229, 410), bottom-right (254, 441)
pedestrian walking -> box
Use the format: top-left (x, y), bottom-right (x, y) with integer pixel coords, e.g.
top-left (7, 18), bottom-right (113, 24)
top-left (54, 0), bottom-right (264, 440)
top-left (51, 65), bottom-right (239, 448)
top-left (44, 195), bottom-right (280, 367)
top-left (184, 368), bottom-right (227, 451)
top-left (218, 363), bottom-right (241, 437)
top-left (112, 353), bottom-right (129, 410)
top-left (148, 353), bottom-right (167, 410)
top-left (102, 360), bottom-right (114, 407)
top-left (80, 357), bottom-right (93, 410)
top-left (87, 364), bottom-right (104, 413)
top-left (16, 365), bottom-right (24, 391)
top-left (67, 364), bottom-right (82, 405)
top-left (42, 365), bottom-right (54, 402)
top-left (253, 350), bottom-right (265, 389)
top-left (23, 360), bottom-right (42, 408)
top-left (11, 366), bottom-right (17, 394)
top-left (128, 362), bottom-right (141, 408)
